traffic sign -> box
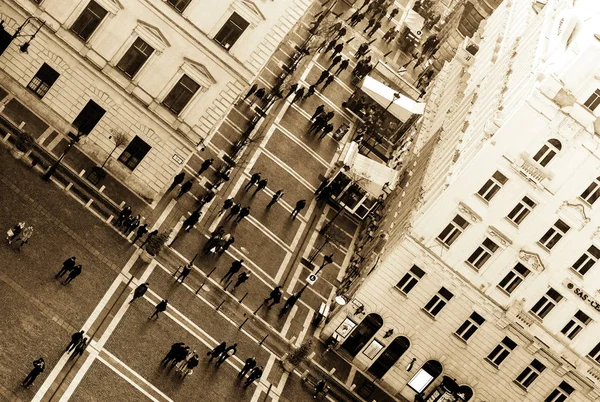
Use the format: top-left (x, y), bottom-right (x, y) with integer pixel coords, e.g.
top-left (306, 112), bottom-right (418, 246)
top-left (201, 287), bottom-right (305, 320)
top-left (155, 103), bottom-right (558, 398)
top-left (306, 274), bottom-right (318, 285)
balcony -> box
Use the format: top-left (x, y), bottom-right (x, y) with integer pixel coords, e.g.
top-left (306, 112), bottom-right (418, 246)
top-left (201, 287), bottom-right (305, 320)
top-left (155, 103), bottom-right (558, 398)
top-left (511, 152), bottom-right (552, 187)
top-left (515, 310), bottom-right (535, 328)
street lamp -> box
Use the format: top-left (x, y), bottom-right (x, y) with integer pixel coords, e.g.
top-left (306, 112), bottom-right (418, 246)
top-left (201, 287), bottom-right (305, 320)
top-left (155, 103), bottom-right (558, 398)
top-left (0, 17), bottom-right (46, 56)
top-left (42, 131), bottom-right (86, 181)
top-left (298, 253), bottom-right (334, 297)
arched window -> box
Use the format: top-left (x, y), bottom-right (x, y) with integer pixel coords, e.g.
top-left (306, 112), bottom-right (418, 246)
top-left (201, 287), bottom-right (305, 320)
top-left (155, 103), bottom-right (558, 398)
top-left (457, 385), bottom-right (474, 401)
top-left (533, 139), bottom-right (561, 167)
top-left (341, 313), bottom-right (383, 357)
top-left (580, 177), bottom-right (600, 205)
top-left (367, 336), bottom-right (410, 379)
top-left (407, 360), bottom-right (443, 393)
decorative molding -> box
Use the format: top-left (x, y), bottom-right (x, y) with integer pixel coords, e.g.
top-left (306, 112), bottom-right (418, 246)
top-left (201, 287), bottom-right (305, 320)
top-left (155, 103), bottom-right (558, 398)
top-left (135, 20), bottom-right (170, 52)
top-left (458, 201), bottom-right (482, 223)
top-left (558, 201), bottom-right (591, 229)
top-left (518, 249), bottom-right (545, 272)
top-left (182, 58), bottom-right (217, 87)
top-left (487, 226), bottom-right (512, 247)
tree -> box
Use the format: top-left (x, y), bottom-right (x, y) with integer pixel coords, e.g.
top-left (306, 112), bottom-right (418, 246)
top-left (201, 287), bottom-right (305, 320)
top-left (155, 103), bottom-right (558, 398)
top-left (145, 231), bottom-right (171, 257)
top-left (101, 129), bottom-right (129, 168)
top-left (287, 340), bottom-right (313, 366)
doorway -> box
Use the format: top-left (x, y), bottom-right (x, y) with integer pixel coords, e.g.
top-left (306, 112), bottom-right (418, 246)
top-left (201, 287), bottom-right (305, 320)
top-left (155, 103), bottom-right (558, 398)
top-left (341, 313), bottom-right (383, 357)
top-left (367, 336), bottom-right (410, 379)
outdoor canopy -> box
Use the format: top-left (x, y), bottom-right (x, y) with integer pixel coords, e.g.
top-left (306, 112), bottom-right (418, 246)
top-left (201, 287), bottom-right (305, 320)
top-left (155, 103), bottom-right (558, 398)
top-left (360, 76), bottom-right (425, 122)
top-left (341, 142), bottom-right (399, 198)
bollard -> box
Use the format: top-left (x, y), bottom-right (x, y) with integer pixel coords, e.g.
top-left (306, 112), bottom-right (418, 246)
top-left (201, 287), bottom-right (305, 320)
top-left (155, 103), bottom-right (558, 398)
top-left (207, 266), bottom-right (217, 277)
top-left (289, 336), bottom-right (297, 344)
top-left (216, 300), bottom-right (225, 311)
top-left (238, 317), bottom-right (248, 330)
top-left (308, 352), bottom-right (316, 359)
top-left (99, 185), bottom-right (105, 193)
top-left (79, 169), bottom-right (85, 177)
top-left (263, 384), bottom-right (272, 402)
top-left (107, 215), bottom-right (114, 224)
top-left (259, 334), bottom-right (268, 346)
top-left (238, 292), bottom-right (248, 304)
top-left (253, 302), bottom-right (264, 315)
top-left (65, 183), bottom-right (73, 191)
top-left (329, 368), bottom-right (336, 375)
top-left (350, 384), bottom-right (356, 391)
top-left (85, 199), bottom-right (93, 208)
top-left (196, 279), bottom-right (207, 294)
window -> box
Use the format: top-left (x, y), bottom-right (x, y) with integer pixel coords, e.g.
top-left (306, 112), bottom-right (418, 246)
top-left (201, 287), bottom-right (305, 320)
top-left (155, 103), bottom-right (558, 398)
top-left (588, 342), bottom-right (600, 364)
top-left (515, 359), bottom-right (545, 389)
top-left (477, 171), bottom-right (508, 201)
top-left (408, 360), bottom-right (442, 393)
top-left (70, 1), bottom-right (107, 41)
top-left (539, 219), bottom-right (570, 250)
top-left (466, 238), bottom-right (498, 270)
top-left (455, 312), bottom-right (485, 342)
top-left (27, 63), bottom-right (59, 98)
top-left (486, 337), bottom-right (517, 367)
top-left (362, 339), bottom-right (385, 359)
top-left (437, 215), bottom-right (469, 247)
top-left (116, 37), bottom-right (154, 78)
top-left (73, 100), bottom-right (105, 135)
top-left (533, 139), bottom-right (561, 167)
top-left (580, 178), bottom-right (600, 205)
top-left (507, 196), bottom-right (536, 225)
top-left (545, 381), bottom-right (575, 402)
top-left (561, 310), bottom-right (591, 340)
top-left (395, 265), bottom-right (425, 295)
top-left (162, 74), bottom-right (200, 115)
top-left (423, 287), bottom-right (453, 317)
top-left (571, 245), bottom-right (600, 276)
top-left (214, 12), bottom-right (249, 50)
top-left (118, 136), bottom-right (151, 170)
top-left (530, 288), bottom-right (562, 319)
top-left (497, 263), bottom-right (530, 295)
top-left (584, 89), bottom-right (600, 112)
top-left (166, 0), bottom-right (192, 12)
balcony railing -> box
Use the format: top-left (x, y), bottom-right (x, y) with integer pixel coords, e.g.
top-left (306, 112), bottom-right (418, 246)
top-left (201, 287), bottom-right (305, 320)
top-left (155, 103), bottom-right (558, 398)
top-left (513, 153), bottom-right (552, 186)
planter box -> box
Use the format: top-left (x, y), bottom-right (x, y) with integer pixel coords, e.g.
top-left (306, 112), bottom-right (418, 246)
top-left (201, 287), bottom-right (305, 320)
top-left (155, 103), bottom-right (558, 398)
top-left (139, 250), bottom-right (154, 263)
top-left (10, 148), bottom-right (25, 160)
top-left (282, 360), bottom-right (297, 373)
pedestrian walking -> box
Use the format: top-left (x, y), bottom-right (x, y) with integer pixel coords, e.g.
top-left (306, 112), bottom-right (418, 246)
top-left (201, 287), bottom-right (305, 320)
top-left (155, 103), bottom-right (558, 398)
top-left (141, 230), bottom-right (158, 248)
top-left (334, 58), bottom-right (349, 76)
top-left (290, 87), bottom-right (305, 105)
top-left (15, 225), bottom-right (34, 250)
top-left (303, 85), bottom-right (316, 101)
top-left (225, 203), bottom-right (241, 220)
top-left (315, 178), bottom-right (329, 195)
top-left (242, 84), bottom-right (258, 101)
top-left (222, 259), bottom-right (244, 283)
top-left (217, 343), bottom-right (237, 366)
top-left (363, 17), bottom-right (376, 33)
top-left (264, 286), bottom-right (282, 307)
top-left (323, 39), bottom-right (337, 55)
top-left (219, 198), bottom-right (234, 216)
top-left (6, 221), bottom-right (25, 244)
top-left (124, 215), bottom-right (140, 236)
top-left (218, 235), bottom-right (235, 255)
top-left (171, 345), bottom-right (190, 369)
top-left (231, 272), bottom-right (250, 291)
top-left (62, 264), bottom-right (82, 285)
top-left (285, 83), bottom-right (299, 99)
top-left (239, 356), bottom-right (256, 377)
top-left (349, 12), bottom-right (365, 27)
top-left (130, 282), bottom-right (149, 303)
top-left (150, 300), bottom-right (168, 320)
top-left (176, 348), bottom-right (195, 371)
top-left (161, 342), bottom-right (185, 367)
top-left (323, 111), bottom-right (334, 122)
top-left (309, 114), bottom-right (327, 134)
top-left (69, 338), bottom-right (88, 360)
top-left (328, 54), bottom-right (342, 71)
top-left (197, 158), bottom-right (214, 176)
top-left (253, 87), bottom-right (266, 101)
top-left (244, 366), bottom-right (263, 386)
top-left (321, 75), bottom-right (335, 90)
top-left (207, 342), bottom-right (227, 361)
top-left (175, 264), bottom-right (192, 283)
top-left (22, 358), bottom-right (45, 388)
top-left (235, 206), bottom-right (250, 223)
top-left (56, 256), bottom-right (76, 279)
top-left (319, 123), bottom-right (334, 139)
top-left (310, 104), bottom-right (326, 122)
top-left (66, 330), bottom-right (84, 352)
top-left (331, 42), bottom-right (344, 58)
top-left (367, 20), bottom-right (382, 37)
top-left (314, 70), bottom-right (330, 87)
top-left (266, 190), bottom-right (284, 209)
top-left (334, 27), bottom-right (347, 41)
top-left (279, 293), bottom-right (300, 317)
top-left (132, 224), bottom-right (148, 244)
top-left (245, 172), bottom-right (261, 191)
top-left (176, 179), bottom-right (193, 199)
top-left (180, 353), bottom-right (199, 378)
top-left (314, 380), bottom-right (327, 399)
top-left (355, 42), bottom-right (369, 59)
top-left (167, 172), bottom-right (185, 193)
top-left (388, 7), bottom-right (399, 21)
top-left (253, 179), bottom-right (268, 195)
top-left (291, 200), bottom-right (306, 219)
top-left (183, 209), bottom-right (202, 232)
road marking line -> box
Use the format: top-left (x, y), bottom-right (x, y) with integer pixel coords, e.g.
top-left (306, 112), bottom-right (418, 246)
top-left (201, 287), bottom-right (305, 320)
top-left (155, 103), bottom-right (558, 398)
top-left (152, 199), bottom-right (178, 231)
top-left (295, 309), bottom-right (314, 347)
top-left (273, 252), bottom-right (292, 284)
top-left (280, 305), bottom-right (298, 338)
top-left (245, 215), bottom-right (292, 252)
top-left (273, 122), bottom-right (332, 166)
top-left (259, 148), bottom-right (316, 191)
top-left (58, 351), bottom-right (98, 401)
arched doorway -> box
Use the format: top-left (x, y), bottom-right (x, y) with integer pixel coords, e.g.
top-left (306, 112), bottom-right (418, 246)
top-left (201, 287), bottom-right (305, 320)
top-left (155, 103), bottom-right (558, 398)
top-left (341, 313), bottom-right (383, 357)
top-left (457, 385), bottom-right (474, 401)
top-left (367, 336), bottom-right (410, 379)
top-left (407, 360), bottom-right (443, 394)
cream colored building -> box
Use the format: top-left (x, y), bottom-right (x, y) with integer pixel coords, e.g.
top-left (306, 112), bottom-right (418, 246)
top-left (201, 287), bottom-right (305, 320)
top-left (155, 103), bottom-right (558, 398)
top-left (324, 0), bottom-right (600, 401)
top-left (0, 0), bottom-right (312, 202)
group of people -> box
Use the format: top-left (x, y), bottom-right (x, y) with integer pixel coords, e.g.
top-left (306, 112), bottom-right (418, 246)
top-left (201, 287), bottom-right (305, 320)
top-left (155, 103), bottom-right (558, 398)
top-left (203, 225), bottom-right (236, 255)
top-left (56, 256), bottom-right (83, 285)
top-left (66, 330), bottom-right (89, 360)
top-left (115, 205), bottom-right (159, 246)
top-left (207, 341), bottom-right (238, 367)
top-left (160, 342), bottom-right (199, 379)
top-left (308, 104), bottom-right (337, 139)
top-left (6, 221), bottom-right (34, 250)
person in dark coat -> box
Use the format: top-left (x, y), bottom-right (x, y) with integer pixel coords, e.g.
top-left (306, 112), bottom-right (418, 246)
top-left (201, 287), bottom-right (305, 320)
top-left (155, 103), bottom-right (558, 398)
top-left (124, 215), bottom-right (140, 235)
top-left (66, 330), bottom-right (84, 352)
top-left (367, 20), bottom-right (382, 37)
top-left (22, 358), bottom-right (45, 388)
top-left (266, 190), bottom-right (284, 209)
top-left (355, 42), bottom-right (369, 59)
top-left (69, 338), bottom-right (88, 360)
top-left (171, 345), bottom-right (190, 369)
top-left (132, 224), bottom-right (148, 244)
top-left (334, 59), bottom-right (349, 76)
top-left (235, 207), bottom-right (250, 223)
top-left (222, 259), bottom-right (244, 283)
top-left (253, 87), bottom-right (266, 102)
top-left (279, 293), bottom-right (300, 317)
top-left (231, 272), bottom-right (250, 291)
top-left (150, 300), bottom-right (168, 320)
top-left (245, 172), bottom-right (261, 191)
top-left (225, 203), bottom-right (241, 220)
top-left (310, 104), bottom-right (326, 122)
top-left (244, 366), bottom-right (263, 386)
top-left (285, 83), bottom-right (299, 99)
top-left (290, 87), bottom-right (305, 105)
top-left (303, 85), bottom-right (317, 101)
top-left (321, 75), bottom-right (335, 90)
top-left (324, 39), bottom-right (337, 55)
top-left (334, 27), bottom-right (347, 41)
top-left (62, 264), bottom-right (82, 285)
top-left (207, 342), bottom-right (227, 361)
top-left (388, 7), bottom-right (399, 21)
top-left (319, 123), bottom-right (334, 139)
top-left (161, 342), bottom-right (185, 367)
top-left (175, 265), bottom-right (192, 283)
top-left (176, 180), bottom-right (193, 199)
top-left (239, 356), bottom-right (256, 377)
top-left (314, 380), bottom-right (327, 398)
top-left (253, 179), bottom-right (268, 195)
top-left (115, 206), bottom-right (131, 227)
top-left (56, 256), bottom-right (76, 279)
top-left (183, 209), bottom-right (202, 232)
top-left (219, 198), bottom-right (234, 216)
top-left (141, 230), bottom-right (157, 248)
top-left (331, 42), bottom-right (344, 58)
top-left (314, 70), bottom-right (330, 87)
top-left (217, 343), bottom-right (237, 366)
top-left (197, 158), bottom-right (214, 176)
top-left (130, 282), bottom-right (149, 303)
top-left (242, 84), bottom-right (258, 101)
top-left (328, 54), bottom-right (342, 71)
top-left (218, 235), bottom-right (235, 255)
top-left (291, 200), bottom-right (306, 219)
top-left (264, 286), bottom-right (282, 307)
top-left (167, 172), bottom-right (185, 192)
top-left (309, 114), bottom-right (327, 134)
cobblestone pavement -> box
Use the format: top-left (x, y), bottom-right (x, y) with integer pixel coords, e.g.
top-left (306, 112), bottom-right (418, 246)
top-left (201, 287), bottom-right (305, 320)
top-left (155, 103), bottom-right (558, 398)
top-left (0, 0), bottom-right (411, 401)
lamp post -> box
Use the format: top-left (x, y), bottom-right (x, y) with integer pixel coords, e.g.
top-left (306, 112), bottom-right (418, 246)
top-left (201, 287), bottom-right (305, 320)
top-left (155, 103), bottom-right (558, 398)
top-left (298, 254), bottom-right (334, 297)
top-left (42, 131), bottom-right (86, 181)
top-left (0, 17), bottom-right (45, 56)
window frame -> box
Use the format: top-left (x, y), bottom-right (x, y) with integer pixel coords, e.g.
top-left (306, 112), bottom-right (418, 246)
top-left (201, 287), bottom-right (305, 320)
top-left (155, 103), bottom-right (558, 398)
top-left (477, 171), bottom-right (508, 202)
top-left (571, 245), bottom-right (600, 276)
top-left (545, 381), bottom-right (574, 402)
top-left (437, 215), bottom-right (469, 247)
top-left (395, 265), bottom-right (425, 295)
top-left (69, 0), bottom-right (108, 42)
top-left (466, 238), bottom-right (499, 270)
top-left (118, 135), bottom-right (151, 171)
top-left (213, 11), bottom-right (249, 51)
top-left (27, 63), bottom-right (60, 98)
top-left (497, 263), bottom-right (530, 295)
top-left (580, 178), bottom-right (600, 206)
top-left (506, 196), bottom-right (536, 225)
top-left (514, 359), bottom-right (545, 389)
top-left (538, 219), bottom-right (570, 250)
top-left (162, 74), bottom-right (201, 116)
top-left (423, 287), bottom-right (453, 317)
top-left (454, 312), bottom-right (485, 342)
top-left (588, 342), bottom-right (600, 364)
top-left (530, 288), bottom-right (562, 319)
top-left (165, 0), bottom-right (192, 13)
top-left (532, 139), bottom-right (561, 167)
top-left (485, 336), bottom-right (517, 367)
top-left (584, 89), bottom-right (600, 112)
top-left (116, 37), bottom-right (155, 79)
top-left (560, 310), bottom-right (591, 340)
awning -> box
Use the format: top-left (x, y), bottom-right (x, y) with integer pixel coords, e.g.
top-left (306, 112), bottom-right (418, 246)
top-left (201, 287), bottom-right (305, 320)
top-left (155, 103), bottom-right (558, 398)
top-left (360, 76), bottom-right (425, 122)
top-left (403, 9), bottom-right (425, 36)
top-left (341, 142), bottom-right (399, 197)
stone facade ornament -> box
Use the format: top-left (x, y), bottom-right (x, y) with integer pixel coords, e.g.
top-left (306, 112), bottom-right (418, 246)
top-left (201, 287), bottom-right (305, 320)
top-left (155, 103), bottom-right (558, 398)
top-left (458, 202), bottom-right (482, 223)
top-left (518, 250), bottom-right (546, 272)
top-left (557, 201), bottom-right (591, 230)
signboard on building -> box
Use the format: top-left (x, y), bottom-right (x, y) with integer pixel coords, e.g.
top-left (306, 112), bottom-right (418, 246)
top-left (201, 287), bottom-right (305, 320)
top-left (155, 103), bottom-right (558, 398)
top-left (563, 280), bottom-right (600, 312)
